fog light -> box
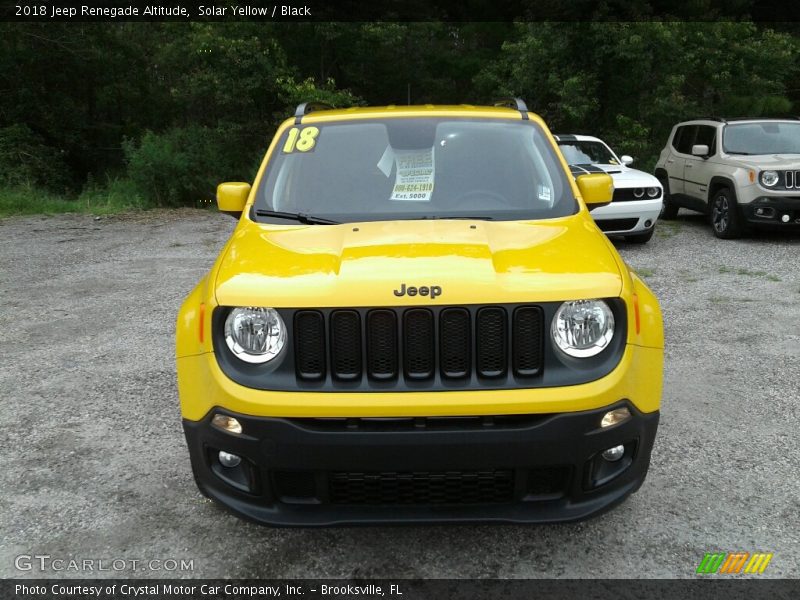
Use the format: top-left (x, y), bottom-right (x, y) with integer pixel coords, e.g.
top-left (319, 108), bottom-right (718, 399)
top-left (600, 407), bottom-right (631, 428)
top-left (601, 445), bottom-right (625, 462)
top-left (218, 451), bottom-right (241, 468)
top-left (644, 219), bottom-right (652, 228)
top-left (781, 214), bottom-right (791, 223)
top-left (212, 414), bottom-right (242, 435)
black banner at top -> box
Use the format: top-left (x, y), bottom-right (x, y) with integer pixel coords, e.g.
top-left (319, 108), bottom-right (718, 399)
top-left (2, 0), bottom-right (800, 22)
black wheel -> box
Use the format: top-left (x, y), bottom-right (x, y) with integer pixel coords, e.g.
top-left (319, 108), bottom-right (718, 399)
top-left (710, 187), bottom-right (743, 239)
top-left (658, 175), bottom-right (678, 220)
top-left (625, 228), bottom-right (655, 244)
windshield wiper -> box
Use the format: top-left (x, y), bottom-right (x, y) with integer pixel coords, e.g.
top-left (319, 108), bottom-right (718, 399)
top-left (415, 215), bottom-right (494, 221)
top-left (726, 151), bottom-right (753, 155)
top-left (254, 209), bottom-right (340, 225)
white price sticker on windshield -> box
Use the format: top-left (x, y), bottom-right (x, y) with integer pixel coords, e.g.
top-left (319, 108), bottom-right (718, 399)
top-left (390, 148), bottom-right (435, 201)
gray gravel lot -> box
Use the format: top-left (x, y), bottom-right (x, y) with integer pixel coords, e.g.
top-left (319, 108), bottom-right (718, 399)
top-left (1, 209), bottom-right (798, 579)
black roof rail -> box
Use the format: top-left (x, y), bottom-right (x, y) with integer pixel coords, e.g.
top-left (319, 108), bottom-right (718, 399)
top-left (693, 116), bottom-right (800, 123)
top-left (494, 97), bottom-right (529, 120)
top-left (723, 116), bottom-right (800, 122)
top-left (294, 101), bottom-right (334, 124)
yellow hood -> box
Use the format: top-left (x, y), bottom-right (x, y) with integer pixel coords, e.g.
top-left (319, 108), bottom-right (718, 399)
top-left (214, 217), bottom-right (623, 307)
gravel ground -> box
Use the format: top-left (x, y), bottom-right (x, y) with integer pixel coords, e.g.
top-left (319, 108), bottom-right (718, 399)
top-left (0, 209), bottom-right (798, 579)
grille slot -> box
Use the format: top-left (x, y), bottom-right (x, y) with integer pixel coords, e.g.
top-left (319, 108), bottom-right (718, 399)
top-left (294, 311), bottom-right (326, 380)
top-left (330, 470), bottom-right (514, 505)
top-left (476, 307), bottom-right (507, 378)
top-left (439, 308), bottom-right (471, 378)
top-left (367, 310), bottom-right (398, 380)
top-left (513, 307), bottom-right (544, 377)
top-left (404, 309), bottom-right (435, 379)
top-left (330, 310), bottom-right (362, 381)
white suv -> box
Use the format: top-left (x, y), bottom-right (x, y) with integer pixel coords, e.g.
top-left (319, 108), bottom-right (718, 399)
top-left (654, 118), bottom-right (800, 238)
top-left (555, 134), bottom-right (662, 243)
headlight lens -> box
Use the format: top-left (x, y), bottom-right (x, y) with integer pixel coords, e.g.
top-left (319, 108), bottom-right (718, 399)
top-left (646, 186), bottom-right (660, 198)
top-left (633, 187), bottom-right (644, 198)
top-left (552, 300), bottom-right (615, 358)
top-left (761, 170), bottom-right (779, 187)
top-left (224, 307), bottom-right (286, 363)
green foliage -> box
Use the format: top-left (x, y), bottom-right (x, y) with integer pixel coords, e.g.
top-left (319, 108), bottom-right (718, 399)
top-left (0, 179), bottom-right (146, 217)
top-left (124, 126), bottom-right (243, 207)
top-left (486, 22), bottom-right (798, 167)
top-left (1, 20), bottom-right (798, 210)
top-left (0, 124), bottom-right (70, 191)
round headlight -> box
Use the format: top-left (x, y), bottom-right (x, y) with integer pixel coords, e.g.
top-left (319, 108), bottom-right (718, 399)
top-left (224, 307), bottom-right (286, 363)
top-left (647, 186), bottom-right (659, 198)
top-left (761, 170), bottom-right (779, 187)
top-left (551, 300), bottom-right (615, 358)
top-left (633, 188), bottom-right (645, 198)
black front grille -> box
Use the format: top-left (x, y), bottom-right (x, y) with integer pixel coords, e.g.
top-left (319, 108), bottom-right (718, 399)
top-left (330, 470), bottom-right (514, 505)
top-left (271, 464), bottom-right (571, 506)
top-left (597, 218), bottom-right (638, 232)
top-left (293, 305), bottom-right (545, 385)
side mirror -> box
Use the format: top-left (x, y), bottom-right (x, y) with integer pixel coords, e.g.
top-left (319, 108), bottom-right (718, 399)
top-left (620, 155), bottom-right (634, 166)
top-left (217, 182), bottom-right (251, 217)
top-left (576, 173), bottom-right (614, 211)
top-left (691, 144), bottom-right (709, 157)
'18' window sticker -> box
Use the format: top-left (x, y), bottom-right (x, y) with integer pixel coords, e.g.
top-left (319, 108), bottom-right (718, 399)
top-left (282, 126), bottom-right (320, 154)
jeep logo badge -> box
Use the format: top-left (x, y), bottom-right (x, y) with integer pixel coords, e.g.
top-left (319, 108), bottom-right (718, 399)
top-left (393, 284), bottom-right (442, 299)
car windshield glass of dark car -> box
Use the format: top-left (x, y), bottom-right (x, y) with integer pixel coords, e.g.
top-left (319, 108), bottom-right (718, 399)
top-left (723, 122), bottom-right (800, 155)
top-left (558, 141), bottom-right (618, 166)
top-left (255, 118), bottom-right (576, 223)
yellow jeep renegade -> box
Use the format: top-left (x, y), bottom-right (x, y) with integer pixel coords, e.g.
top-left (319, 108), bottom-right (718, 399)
top-left (176, 100), bottom-right (663, 525)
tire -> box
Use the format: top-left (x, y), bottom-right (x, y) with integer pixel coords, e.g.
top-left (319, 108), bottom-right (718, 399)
top-left (658, 175), bottom-right (679, 220)
top-left (625, 228), bottom-right (655, 244)
top-left (710, 187), bottom-right (743, 239)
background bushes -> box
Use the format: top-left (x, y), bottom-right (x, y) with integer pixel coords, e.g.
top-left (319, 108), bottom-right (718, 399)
top-left (0, 17), bottom-right (798, 212)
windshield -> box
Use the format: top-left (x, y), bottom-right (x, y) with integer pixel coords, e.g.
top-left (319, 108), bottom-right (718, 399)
top-left (557, 140), bottom-right (619, 165)
top-left (254, 118), bottom-right (575, 223)
top-left (723, 122), bottom-right (800, 155)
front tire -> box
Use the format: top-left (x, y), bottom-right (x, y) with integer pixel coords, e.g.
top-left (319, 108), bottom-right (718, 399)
top-left (625, 228), bottom-right (655, 244)
top-left (658, 175), bottom-right (679, 220)
top-left (710, 188), bottom-right (743, 239)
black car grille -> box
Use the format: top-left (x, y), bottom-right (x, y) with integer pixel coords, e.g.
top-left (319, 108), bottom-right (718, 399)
top-left (293, 305), bottom-right (544, 384)
top-left (596, 218), bottom-right (638, 232)
top-left (330, 470), bottom-right (514, 505)
top-left (272, 466), bottom-right (570, 506)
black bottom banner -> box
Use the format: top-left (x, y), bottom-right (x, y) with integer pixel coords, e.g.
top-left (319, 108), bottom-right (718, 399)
top-left (3, 579), bottom-right (800, 600)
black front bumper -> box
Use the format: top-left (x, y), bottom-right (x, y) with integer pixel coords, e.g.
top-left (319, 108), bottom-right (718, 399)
top-left (183, 403), bottom-right (659, 526)
top-left (743, 196), bottom-right (800, 227)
